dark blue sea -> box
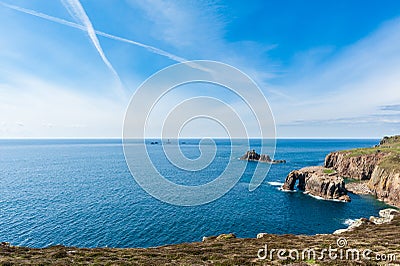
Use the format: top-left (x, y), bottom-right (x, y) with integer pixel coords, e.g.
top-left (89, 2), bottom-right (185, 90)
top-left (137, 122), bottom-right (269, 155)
top-left (0, 139), bottom-right (389, 248)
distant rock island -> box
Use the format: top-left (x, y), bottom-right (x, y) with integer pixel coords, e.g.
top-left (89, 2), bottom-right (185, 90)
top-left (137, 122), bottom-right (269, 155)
top-left (282, 135), bottom-right (400, 206)
top-left (240, 150), bottom-right (286, 164)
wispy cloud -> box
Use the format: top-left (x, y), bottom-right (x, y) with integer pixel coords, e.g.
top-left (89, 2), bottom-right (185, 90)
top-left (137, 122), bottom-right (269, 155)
top-left (0, 1), bottom-right (187, 63)
top-left (273, 18), bottom-right (400, 126)
top-left (131, 0), bottom-right (226, 49)
top-left (283, 113), bottom-right (400, 126)
top-left (380, 104), bottom-right (400, 111)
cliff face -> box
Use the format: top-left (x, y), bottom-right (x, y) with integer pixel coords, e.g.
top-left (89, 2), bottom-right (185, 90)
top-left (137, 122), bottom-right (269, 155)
top-left (323, 135), bottom-right (400, 207)
top-left (282, 166), bottom-right (351, 202)
top-left (324, 152), bottom-right (386, 180)
top-left (368, 165), bottom-right (400, 207)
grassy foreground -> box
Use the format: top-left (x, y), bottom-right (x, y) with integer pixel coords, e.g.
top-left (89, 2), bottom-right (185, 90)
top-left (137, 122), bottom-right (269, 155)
top-left (1, 215), bottom-right (399, 266)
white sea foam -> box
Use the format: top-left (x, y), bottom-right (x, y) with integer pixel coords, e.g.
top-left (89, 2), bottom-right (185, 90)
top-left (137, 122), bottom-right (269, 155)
top-left (279, 187), bottom-right (296, 192)
top-left (343, 219), bottom-right (356, 226)
top-left (304, 192), bottom-right (325, 200)
top-left (303, 192), bottom-right (347, 202)
top-left (268, 181), bottom-right (284, 186)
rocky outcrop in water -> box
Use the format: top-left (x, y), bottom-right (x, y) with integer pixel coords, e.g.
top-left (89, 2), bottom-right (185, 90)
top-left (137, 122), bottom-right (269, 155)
top-left (323, 135), bottom-right (400, 207)
top-left (281, 170), bottom-right (306, 191)
top-left (240, 150), bottom-right (286, 164)
top-left (281, 166), bottom-right (351, 202)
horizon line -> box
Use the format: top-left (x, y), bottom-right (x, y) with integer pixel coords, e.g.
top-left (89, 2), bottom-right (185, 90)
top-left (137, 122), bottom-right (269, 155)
top-left (0, 137), bottom-right (383, 140)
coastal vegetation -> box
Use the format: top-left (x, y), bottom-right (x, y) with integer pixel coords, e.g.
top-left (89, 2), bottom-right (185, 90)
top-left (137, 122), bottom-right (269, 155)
top-left (323, 168), bottom-right (336, 174)
top-left (1, 213), bottom-right (399, 265)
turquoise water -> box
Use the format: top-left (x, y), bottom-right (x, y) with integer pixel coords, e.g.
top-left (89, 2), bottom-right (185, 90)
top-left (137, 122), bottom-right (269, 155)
top-left (0, 139), bottom-right (389, 248)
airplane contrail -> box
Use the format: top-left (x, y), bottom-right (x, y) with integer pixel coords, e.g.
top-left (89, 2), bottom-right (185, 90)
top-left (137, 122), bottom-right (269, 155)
top-left (0, 1), bottom-right (188, 63)
top-left (61, 0), bottom-right (120, 83)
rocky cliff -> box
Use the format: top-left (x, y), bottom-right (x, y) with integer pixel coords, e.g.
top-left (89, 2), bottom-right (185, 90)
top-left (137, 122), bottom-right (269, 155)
top-left (323, 135), bottom-right (400, 207)
top-left (324, 152), bottom-right (386, 180)
top-left (368, 165), bottom-right (400, 207)
top-left (282, 166), bottom-right (351, 202)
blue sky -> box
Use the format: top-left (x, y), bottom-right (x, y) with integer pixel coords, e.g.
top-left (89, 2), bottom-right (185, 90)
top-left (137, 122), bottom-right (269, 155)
top-left (1, 0), bottom-right (400, 138)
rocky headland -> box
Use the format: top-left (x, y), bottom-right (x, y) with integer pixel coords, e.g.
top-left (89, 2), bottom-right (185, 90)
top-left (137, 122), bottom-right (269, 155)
top-left (240, 150), bottom-right (286, 164)
top-left (282, 135), bottom-right (400, 206)
top-left (324, 135), bottom-right (400, 207)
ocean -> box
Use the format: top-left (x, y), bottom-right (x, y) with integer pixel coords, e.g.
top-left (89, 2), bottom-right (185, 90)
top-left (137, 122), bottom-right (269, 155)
top-left (0, 139), bottom-right (389, 248)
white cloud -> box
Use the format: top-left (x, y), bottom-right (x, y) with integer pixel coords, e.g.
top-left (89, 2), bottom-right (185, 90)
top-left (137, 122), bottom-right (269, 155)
top-left (0, 72), bottom-right (126, 138)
